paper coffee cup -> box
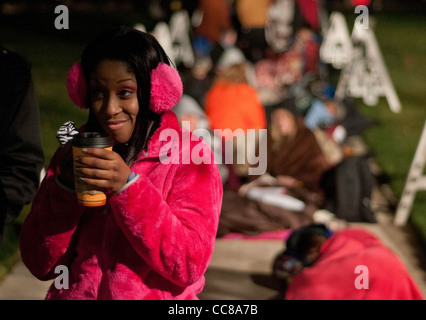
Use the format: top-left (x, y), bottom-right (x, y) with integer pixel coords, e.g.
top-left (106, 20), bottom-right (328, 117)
top-left (72, 132), bottom-right (113, 207)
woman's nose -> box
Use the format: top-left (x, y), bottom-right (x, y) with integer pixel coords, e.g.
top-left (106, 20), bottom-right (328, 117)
top-left (103, 94), bottom-right (121, 116)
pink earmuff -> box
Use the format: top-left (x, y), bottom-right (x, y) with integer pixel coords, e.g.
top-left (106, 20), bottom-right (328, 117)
top-left (149, 63), bottom-right (183, 113)
top-left (66, 61), bottom-right (183, 113)
top-left (66, 61), bottom-right (88, 109)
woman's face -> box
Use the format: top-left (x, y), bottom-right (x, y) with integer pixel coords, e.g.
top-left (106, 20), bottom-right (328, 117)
top-left (89, 59), bottom-right (139, 144)
top-left (272, 108), bottom-right (296, 137)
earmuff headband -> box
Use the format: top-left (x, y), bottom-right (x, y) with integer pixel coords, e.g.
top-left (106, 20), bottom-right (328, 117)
top-left (66, 61), bottom-right (183, 113)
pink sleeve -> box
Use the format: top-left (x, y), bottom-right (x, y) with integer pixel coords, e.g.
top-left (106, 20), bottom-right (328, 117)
top-left (19, 149), bottom-right (85, 280)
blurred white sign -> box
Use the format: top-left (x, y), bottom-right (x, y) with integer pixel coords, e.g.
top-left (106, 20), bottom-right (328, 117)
top-left (169, 10), bottom-right (195, 68)
top-left (320, 11), bottom-right (353, 69)
top-left (135, 10), bottom-right (195, 68)
top-left (151, 22), bottom-right (176, 64)
top-left (395, 120), bottom-right (426, 226)
top-left (335, 25), bottom-right (401, 113)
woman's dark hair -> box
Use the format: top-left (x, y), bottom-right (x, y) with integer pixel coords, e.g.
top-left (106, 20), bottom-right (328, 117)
top-left (284, 223), bottom-right (331, 263)
top-left (81, 26), bottom-right (172, 164)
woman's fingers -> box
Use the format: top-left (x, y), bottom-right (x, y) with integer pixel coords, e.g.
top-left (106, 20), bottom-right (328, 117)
top-left (77, 147), bottom-right (115, 159)
top-left (75, 166), bottom-right (109, 180)
top-left (73, 148), bottom-right (131, 193)
top-left (75, 156), bottom-right (111, 171)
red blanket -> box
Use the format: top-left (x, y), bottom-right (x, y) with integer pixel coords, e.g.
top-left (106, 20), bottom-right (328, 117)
top-left (285, 228), bottom-right (424, 300)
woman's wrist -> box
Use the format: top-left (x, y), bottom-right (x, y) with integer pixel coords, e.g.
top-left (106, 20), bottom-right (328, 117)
top-left (127, 172), bottom-right (137, 183)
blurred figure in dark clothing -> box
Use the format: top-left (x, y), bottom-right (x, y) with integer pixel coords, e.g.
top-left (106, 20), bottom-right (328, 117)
top-left (234, 0), bottom-right (272, 63)
top-left (0, 46), bottom-right (44, 239)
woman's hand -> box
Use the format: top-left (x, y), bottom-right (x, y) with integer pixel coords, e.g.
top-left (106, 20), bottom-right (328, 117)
top-left (74, 148), bottom-right (132, 194)
top-left (276, 175), bottom-right (302, 188)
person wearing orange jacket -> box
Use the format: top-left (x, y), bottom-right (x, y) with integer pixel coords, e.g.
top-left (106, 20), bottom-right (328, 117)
top-left (205, 63), bottom-right (266, 180)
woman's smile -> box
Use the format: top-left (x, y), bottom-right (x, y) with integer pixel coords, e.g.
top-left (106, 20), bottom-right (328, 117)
top-left (106, 119), bottom-right (129, 131)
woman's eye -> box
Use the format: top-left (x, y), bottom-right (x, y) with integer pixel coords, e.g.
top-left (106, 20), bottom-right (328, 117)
top-left (91, 89), bottom-right (103, 99)
top-left (119, 90), bottom-right (134, 97)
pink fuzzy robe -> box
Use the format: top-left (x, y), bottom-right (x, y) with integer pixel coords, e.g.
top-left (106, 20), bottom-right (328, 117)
top-left (19, 111), bottom-right (223, 300)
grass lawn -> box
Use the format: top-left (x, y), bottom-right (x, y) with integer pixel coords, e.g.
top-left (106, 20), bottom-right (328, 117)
top-left (358, 12), bottom-right (426, 242)
top-left (0, 9), bottom-right (425, 282)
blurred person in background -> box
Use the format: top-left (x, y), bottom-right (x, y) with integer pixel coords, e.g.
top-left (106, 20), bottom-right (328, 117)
top-left (205, 63), bottom-right (267, 186)
top-left (193, 0), bottom-right (232, 60)
top-left (234, 0), bottom-right (273, 63)
top-left (273, 223), bottom-right (424, 300)
top-left (0, 46), bottom-right (44, 239)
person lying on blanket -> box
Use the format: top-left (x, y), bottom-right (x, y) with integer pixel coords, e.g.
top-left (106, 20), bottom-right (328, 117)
top-left (273, 223), bottom-right (424, 300)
